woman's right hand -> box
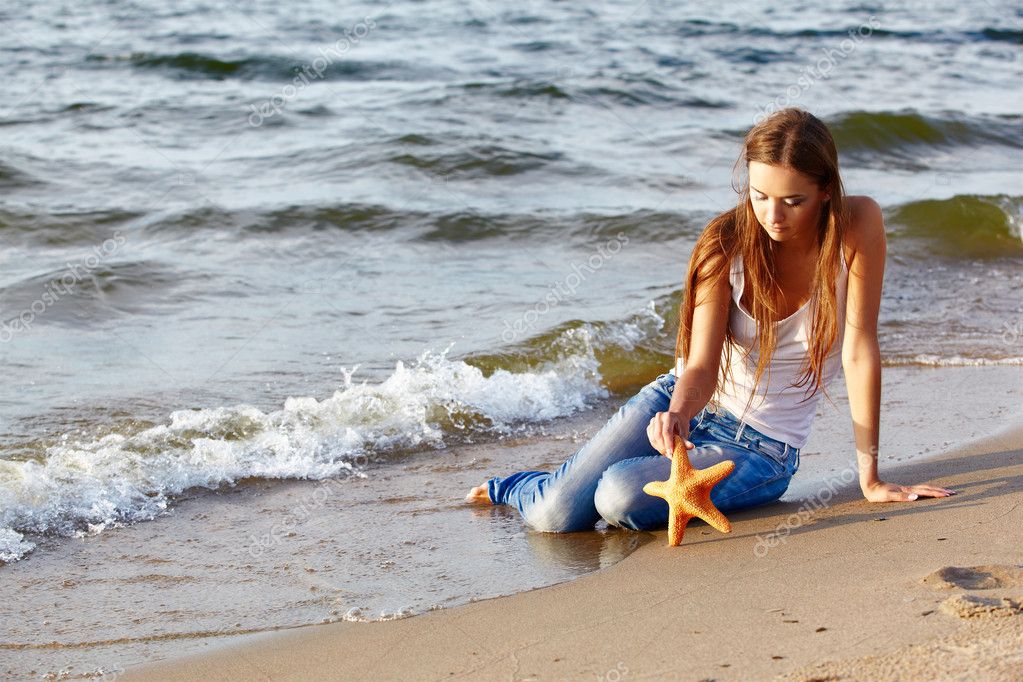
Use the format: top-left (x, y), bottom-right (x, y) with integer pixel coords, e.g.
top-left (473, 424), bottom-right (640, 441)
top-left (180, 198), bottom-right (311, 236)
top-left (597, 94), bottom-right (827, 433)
top-left (647, 411), bottom-right (694, 458)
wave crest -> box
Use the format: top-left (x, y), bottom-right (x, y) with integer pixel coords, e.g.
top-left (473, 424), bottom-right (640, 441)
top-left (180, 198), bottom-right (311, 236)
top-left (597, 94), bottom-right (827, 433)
top-left (888, 194), bottom-right (1023, 257)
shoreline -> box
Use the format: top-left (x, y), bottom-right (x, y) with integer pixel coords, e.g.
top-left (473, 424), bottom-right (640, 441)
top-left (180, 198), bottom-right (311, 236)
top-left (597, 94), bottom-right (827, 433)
top-left (126, 421), bottom-right (1023, 681)
top-left (123, 368), bottom-right (1023, 681)
top-left (1, 366), bottom-right (1018, 679)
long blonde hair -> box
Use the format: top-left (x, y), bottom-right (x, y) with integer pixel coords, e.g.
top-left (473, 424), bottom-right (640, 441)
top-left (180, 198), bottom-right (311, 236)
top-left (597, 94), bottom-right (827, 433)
top-left (674, 108), bottom-right (848, 414)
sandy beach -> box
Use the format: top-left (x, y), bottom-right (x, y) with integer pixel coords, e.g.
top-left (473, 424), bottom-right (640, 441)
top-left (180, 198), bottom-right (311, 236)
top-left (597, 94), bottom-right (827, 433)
top-left (123, 367), bottom-right (1023, 681)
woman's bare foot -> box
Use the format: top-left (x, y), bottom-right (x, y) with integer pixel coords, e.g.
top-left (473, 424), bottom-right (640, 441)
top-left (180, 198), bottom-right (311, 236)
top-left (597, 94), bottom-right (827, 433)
top-left (465, 483), bottom-right (492, 505)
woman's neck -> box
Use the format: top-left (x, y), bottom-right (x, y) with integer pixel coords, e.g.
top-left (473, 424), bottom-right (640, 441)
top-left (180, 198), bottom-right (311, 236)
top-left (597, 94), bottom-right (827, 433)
top-left (773, 229), bottom-right (819, 263)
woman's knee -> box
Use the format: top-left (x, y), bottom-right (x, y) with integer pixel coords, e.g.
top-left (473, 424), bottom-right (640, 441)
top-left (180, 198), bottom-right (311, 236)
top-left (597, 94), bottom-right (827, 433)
top-left (522, 489), bottom-right (597, 533)
top-left (593, 472), bottom-right (630, 528)
top-left (594, 457), bottom-right (667, 530)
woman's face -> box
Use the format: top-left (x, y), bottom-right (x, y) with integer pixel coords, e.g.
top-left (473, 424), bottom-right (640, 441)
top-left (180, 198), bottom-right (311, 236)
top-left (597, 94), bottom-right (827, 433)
top-left (747, 161), bottom-right (830, 246)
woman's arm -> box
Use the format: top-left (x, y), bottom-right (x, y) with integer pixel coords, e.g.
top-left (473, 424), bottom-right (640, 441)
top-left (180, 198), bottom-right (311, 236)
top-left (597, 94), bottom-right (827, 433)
top-left (841, 197), bottom-right (885, 491)
top-left (669, 258), bottom-right (731, 422)
top-left (841, 197), bottom-right (956, 502)
top-left (649, 254), bottom-right (731, 456)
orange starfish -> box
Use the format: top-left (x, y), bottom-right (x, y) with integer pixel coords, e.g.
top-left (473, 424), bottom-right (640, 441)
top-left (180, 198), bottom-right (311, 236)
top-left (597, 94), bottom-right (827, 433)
top-left (642, 435), bottom-right (736, 546)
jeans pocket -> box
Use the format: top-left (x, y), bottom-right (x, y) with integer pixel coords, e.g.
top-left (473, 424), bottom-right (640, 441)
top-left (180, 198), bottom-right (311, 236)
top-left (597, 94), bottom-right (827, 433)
top-left (746, 436), bottom-right (789, 474)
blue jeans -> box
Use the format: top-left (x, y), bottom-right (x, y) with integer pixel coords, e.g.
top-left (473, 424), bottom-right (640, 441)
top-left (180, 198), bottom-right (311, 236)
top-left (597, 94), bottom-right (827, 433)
top-left (487, 372), bottom-right (800, 532)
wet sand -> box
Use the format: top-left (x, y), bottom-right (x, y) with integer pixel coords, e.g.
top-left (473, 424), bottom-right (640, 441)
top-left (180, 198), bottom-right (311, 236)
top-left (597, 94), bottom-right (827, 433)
top-left (0, 409), bottom-right (647, 681)
top-left (120, 366), bottom-right (1023, 681)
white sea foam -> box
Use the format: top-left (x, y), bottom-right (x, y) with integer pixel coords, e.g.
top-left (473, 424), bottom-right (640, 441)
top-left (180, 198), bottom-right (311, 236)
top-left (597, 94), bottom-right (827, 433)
top-left (0, 332), bottom-right (615, 563)
top-left (0, 528), bottom-right (35, 563)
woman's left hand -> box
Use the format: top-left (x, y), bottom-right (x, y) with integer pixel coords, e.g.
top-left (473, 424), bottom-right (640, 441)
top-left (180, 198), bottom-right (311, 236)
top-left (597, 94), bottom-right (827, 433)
top-left (862, 480), bottom-right (958, 502)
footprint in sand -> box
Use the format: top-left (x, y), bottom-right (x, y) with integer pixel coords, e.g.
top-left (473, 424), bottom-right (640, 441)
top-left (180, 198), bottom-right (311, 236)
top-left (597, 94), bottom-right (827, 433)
top-left (921, 564), bottom-right (1023, 590)
top-left (920, 565), bottom-right (1023, 620)
top-left (938, 594), bottom-right (1023, 619)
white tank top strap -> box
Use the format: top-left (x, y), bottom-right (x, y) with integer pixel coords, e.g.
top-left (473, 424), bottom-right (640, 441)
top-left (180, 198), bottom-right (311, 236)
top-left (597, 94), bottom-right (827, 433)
top-left (729, 252), bottom-right (743, 290)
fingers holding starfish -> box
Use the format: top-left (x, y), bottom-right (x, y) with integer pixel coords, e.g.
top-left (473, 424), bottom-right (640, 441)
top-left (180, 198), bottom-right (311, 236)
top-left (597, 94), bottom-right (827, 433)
top-left (647, 411), bottom-right (694, 457)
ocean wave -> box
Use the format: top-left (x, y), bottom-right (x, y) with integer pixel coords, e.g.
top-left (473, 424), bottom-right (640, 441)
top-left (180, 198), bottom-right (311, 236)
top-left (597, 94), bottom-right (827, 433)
top-left (887, 194), bottom-right (1023, 257)
top-left (0, 193), bottom-right (690, 247)
top-left (577, 83), bottom-right (728, 109)
top-left (415, 208), bottom-right (698, 243)
top-left (663, 21), bottom-right (1023, 45)
top-left (0, 334), bottom-right (617, 563)
top-left (5, 202), bottom-right (689, 244)
top-left (389, 144), bottom-right (564, 178)
top-left (0, 207), bottom-right (139, 246)
top-left (827, 110), bottom-right (1023, 161)
top-left (0, 258), bottom-right (190, 328)
top-left (86, 51), bottom-right (431, 82)
top-left (453, 76), bottom-right (728, 110)
top-left (509, 39), bottom-right (565, 53)
top-left (459, 79), bottom-right (571, 100)
top-left (976, 28), bottom-right (1023, 45)
top-left (0, 160), bottom-right (40, 190)
top-left (469, 300), bottom-right (673, 393)
top-left (125, 202), bottom-right (704, 244)
top-left (713, 46), bottom-right (797, 65)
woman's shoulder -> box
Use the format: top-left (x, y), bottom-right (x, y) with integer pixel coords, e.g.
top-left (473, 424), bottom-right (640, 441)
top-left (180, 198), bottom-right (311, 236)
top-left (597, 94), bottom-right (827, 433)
top-left (846, 195), bottom-right (882, 227)
top-left (842, 195), bottom-right (885, 267)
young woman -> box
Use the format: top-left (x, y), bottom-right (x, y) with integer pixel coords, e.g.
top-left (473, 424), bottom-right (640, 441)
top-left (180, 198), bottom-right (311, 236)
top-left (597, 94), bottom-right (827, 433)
top-left (465, 108), bottom-right (956, 533)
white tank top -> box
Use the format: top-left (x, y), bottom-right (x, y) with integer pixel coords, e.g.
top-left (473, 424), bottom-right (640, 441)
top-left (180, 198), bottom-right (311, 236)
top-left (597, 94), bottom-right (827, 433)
top-left (671, 246), bottom-right (849, 449)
